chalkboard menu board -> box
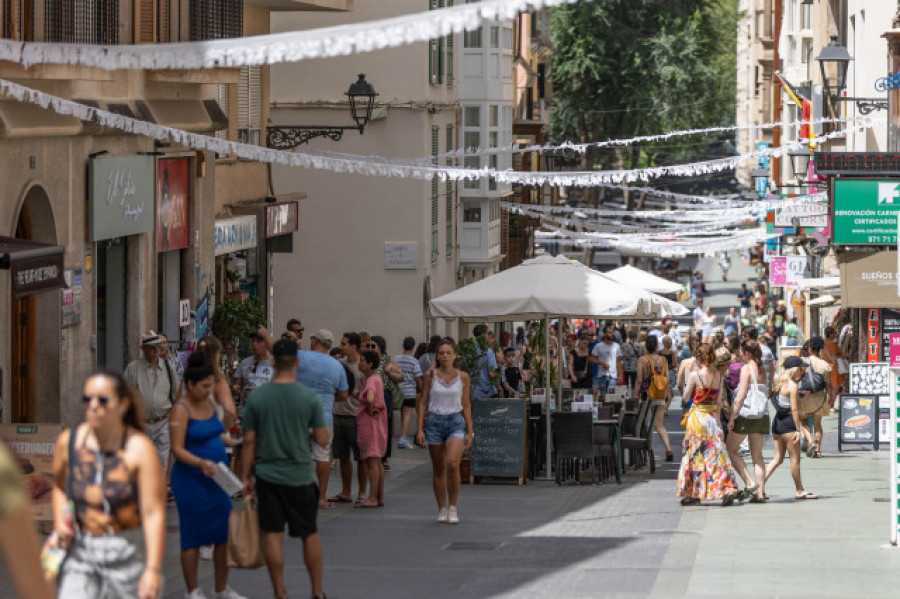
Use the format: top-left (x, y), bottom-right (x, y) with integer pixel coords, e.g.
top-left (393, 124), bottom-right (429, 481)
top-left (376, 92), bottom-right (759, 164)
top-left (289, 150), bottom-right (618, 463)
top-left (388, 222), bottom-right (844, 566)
top-left (839, 394), bottom-right (879, 451)
top-left (470, 398), bottom-right (527, 482)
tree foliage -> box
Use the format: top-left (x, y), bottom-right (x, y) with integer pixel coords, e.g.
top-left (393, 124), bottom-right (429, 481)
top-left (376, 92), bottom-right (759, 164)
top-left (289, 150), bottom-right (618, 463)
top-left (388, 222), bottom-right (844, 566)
top-left (550, 0), bottom-right (739, 180)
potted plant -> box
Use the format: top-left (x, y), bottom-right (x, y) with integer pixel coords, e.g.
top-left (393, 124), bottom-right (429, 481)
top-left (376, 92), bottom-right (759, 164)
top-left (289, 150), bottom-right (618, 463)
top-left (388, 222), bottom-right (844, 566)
top-left (210, 295), bottom-right (266, 372)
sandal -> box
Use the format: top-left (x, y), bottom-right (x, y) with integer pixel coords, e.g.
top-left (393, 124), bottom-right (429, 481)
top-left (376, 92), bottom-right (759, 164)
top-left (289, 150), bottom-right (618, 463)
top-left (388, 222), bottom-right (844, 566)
top-left (748, 495), bottom-right (768, 503)
top-left (812, 451), bottom-right (822, 458)
top-left (326, 495), bottom-right (353, 503)
top-left (680, 497), bottom-right (701, 506)
top-left (665, 452), bottom-right (674, 462)
top-left (737, 484), bottom-right (759, 502)
top-left (806, 443), bottom-right (818, 458)
top-left (721, 492), bottom-right (736, 507)
top-left (796, 491), bottom-right (819, 500)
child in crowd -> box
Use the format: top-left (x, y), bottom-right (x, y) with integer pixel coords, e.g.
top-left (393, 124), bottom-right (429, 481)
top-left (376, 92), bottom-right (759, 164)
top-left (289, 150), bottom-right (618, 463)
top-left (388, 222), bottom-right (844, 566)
top-left (502, 347), bottom-right (522, 398)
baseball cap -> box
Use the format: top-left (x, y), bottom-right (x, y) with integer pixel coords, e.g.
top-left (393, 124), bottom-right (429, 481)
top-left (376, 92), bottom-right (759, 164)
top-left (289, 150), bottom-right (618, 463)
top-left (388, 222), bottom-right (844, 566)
top-left (141, 331), bottom-right (164, 347)
top-left (311, 328), bottom-right (335, 345)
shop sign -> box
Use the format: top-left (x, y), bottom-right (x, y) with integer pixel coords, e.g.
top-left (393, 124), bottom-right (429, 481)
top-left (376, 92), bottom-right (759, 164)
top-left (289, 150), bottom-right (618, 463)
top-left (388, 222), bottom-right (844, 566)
top-left (769, 256), bottom-right (786, 286)
top-left (214, 216), bottom-right (258, 256)
top-left (265, 202), bottom-right (298, 238)
top-left (890, 334), bottom-right (900, 367)
top-left (88, 156), bottom-right (155, 242)
top-left (882, 310), bottom-right (900, 364)
top-left (0, 424), bottom-right (63, 522)
top-left (774, 203), bottom-right (828, 228)
top-left (869, 309), bottom-right (881, 363)
top-left (11, 252), bottom-right (64, 298)
top-left (840, 251), bottom-right (900, 309)
top-left (158, 158), bottom-right (190, 252)
top-left (833, 179), bottom-right (900, 245)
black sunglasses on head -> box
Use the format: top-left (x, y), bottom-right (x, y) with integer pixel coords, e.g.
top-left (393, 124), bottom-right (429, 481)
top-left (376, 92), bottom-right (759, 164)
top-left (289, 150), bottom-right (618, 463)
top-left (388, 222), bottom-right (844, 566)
top-left (83, 395), bottom-right (111, 406)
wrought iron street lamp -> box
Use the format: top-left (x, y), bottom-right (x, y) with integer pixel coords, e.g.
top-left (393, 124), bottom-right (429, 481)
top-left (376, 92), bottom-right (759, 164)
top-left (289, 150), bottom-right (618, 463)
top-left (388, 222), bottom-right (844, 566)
top-left (787, 146), bottom-right (812, 182)
top-left (816, 35), bottom-right (852, 115)
top-left (751, 167), bottom-right (769, 198)
top-left (267, 74), bottom-right (379, 149)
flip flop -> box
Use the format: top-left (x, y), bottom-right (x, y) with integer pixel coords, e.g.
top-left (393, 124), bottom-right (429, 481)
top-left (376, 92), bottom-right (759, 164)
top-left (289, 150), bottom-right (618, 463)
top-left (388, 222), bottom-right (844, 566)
top-left (354, 501), bottom-right (379, 509)
top-left (796, 492), bottom-right (818, 500)
top-left (327, 495), bottom-right (353, 503)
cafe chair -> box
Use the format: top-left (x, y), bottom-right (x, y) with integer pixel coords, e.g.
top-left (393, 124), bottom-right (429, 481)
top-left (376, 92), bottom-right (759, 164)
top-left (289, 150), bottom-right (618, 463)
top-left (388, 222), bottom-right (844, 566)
top-left (592, 407), bottom-right (624, 483)
top-left (621, 401), bottom-right (659, 474)
top-left (552, 412), bottom-right (600, 485)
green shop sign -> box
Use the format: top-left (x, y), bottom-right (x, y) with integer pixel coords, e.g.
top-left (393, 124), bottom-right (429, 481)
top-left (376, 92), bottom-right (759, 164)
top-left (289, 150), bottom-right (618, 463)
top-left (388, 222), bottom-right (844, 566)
top-left (833, 178), bottom-right (900, 245)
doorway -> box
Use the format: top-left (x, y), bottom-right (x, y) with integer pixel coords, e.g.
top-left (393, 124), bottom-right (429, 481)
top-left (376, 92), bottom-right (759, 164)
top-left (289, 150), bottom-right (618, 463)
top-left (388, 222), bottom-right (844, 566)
top-left (10, 215), bottom-right (34, 422)
top-left (97, 240), bottom-right (126, 373)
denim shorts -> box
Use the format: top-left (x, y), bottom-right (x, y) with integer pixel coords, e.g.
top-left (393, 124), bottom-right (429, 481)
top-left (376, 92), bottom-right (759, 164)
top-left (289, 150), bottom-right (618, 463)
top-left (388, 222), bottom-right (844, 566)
top-left (424, 412), bottom-right (466, 445)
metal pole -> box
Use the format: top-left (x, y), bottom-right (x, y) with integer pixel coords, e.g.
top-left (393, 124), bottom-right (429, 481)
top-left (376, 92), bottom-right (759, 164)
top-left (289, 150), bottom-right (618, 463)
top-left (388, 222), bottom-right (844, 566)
top-left (544, 316), bottom-right (553, 480)
top-left (557, 318), bottom-right (564, 415)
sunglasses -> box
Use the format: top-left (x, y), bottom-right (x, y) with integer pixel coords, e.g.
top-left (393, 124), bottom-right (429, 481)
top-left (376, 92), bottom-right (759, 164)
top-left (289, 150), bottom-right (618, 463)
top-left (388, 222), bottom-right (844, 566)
top-left (365, 343), bottom-right (377, 349)
top-left (292, 328), bottom-right (304, 334)
top-left (82, 395), bottom-right (111, 406)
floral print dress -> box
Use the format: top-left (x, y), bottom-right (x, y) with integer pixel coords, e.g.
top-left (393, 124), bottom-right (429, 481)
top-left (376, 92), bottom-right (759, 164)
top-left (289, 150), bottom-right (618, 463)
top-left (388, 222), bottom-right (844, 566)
top-left (677, 372), bottom-right (738, 500)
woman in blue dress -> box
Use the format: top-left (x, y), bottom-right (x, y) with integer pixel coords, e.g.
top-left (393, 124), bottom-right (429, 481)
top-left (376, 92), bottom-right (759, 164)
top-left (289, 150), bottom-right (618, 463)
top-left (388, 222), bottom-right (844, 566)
top-left (170, 353), bottom-right (246, 599)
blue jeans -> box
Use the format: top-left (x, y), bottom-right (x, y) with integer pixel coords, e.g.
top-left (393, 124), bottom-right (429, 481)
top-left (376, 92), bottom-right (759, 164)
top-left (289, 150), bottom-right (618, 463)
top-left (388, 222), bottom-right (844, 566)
top-left (593, 374), bottom-right (616, 400)
top-left (424, 412), bottom-right (466, 445)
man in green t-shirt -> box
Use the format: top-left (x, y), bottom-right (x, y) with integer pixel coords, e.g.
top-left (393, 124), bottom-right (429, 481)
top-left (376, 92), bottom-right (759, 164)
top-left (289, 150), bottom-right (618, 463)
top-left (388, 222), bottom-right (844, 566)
top-left (242, 338), bottom-right (328, 599)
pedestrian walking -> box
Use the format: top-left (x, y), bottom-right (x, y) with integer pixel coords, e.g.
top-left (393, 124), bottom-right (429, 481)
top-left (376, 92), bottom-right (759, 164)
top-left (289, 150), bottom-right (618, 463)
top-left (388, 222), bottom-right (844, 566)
top-left (724, 307), bottom-right (739, 337)
top-left (416, 340), bottom-right (473, 524)
top-left (472, 324), bottom-right (501, 399)
top-left (396, 336), bottom-right (424, 450)
top-left (620, 328), bottom-right (644, 392)
top-left (295, 329), bottom-right (349, 509)
top-left (328, 333), bottom-right (366, 505)
top-left (567, 335), bottom-right (592, 390)
top-left (726, 340), bottom-right (769, 503)
top-left (368, 335), bottom-right (402, 470)
top-left (170, 353), bottom-right (246, 599)
top-left (719, 253), bottom-right (730, 281)
top-left (242, 339), bottom-right (329, 599)
top-left (701, 308), bottom-right (716, 343)
top-left (765, 357), bottom-right (818, 500)
top-left (737, 284), bottom-right (752, 318)
top-left (772, 299), bottom-right (788, 337)
top-left (677, 345), bottom-right (738, 506)
top-left (53, 371), bottom-right (166, 599)
top-left (356, 350), bottom-right (387, 508)
top-left (123, 331), bottom-right (177, 471)
top-left (822, 327), bottom-right (844, 408)
top-left (590, 323), bottom-right (623, 401)
top-left (230, 329), bottom-right (274, 411)
top-left (195, 336), bottom-right (238, 430)
top-left (418, 335), bottom-right (442, 375)
top-left (799, 336), bottom-right (832, 458)
top-left (634, 335), bottom-right (673, 461)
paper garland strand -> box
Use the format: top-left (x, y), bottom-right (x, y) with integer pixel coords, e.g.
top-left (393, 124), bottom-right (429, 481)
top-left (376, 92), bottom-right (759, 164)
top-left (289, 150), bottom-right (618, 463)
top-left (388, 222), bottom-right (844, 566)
top-left (0, 0), bottom-right (582, 70)
top-left (0, 78), bottom-right (880, 188)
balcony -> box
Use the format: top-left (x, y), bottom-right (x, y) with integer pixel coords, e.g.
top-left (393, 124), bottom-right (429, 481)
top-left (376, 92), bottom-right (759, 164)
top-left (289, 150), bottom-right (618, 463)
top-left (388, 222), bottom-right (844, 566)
top-left (459, 198), bottom-right (503, 266)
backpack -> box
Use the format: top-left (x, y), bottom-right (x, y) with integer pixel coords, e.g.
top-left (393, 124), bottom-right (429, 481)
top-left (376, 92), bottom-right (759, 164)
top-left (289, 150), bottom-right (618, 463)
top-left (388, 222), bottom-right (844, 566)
top-left (647, 357), bottom-right (668, 400)
top-left (799, 362), bottom-right (826, 394)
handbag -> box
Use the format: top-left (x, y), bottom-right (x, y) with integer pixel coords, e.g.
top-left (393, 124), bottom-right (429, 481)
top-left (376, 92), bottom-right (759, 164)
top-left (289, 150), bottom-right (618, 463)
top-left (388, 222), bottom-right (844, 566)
top-left (41, 428), bottom-right (76, 582)
top-left (738, 369), bottom-right (768, 419)
top-left (837, 358), bottom-right (849, 375)
top-left (227, 497), bottom-right (265, 569)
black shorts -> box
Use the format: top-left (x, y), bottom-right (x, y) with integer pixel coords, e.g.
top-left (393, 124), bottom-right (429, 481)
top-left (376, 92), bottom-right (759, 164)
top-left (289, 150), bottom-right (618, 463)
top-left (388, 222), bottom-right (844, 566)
top-left (401, 398), bottom-right (417, 409)
top-left (771, 411), bottom-right (797, 436)
top-left (256, 477), bottom-right (319, 539)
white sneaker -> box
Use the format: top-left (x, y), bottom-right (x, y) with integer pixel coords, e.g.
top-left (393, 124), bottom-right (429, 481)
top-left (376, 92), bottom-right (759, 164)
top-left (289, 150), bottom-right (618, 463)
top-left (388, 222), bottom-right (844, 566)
top-left (397, 437), bottom-right (413, 449)
top-left (213, 586), bottom-right (248, 599)
top-left (447, 505), bottom-right (459, 524)
top-left (199, 544), bottom-right (213, 560)
top-left (437, 507), bottom-right (449, 523)
top-left (185, 589), bottom-right (208, 599)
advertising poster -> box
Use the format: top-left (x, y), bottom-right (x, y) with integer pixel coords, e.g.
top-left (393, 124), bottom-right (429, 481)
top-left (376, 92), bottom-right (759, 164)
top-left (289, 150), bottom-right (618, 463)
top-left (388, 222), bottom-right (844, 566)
top-left (868, 309), bottom-right (880, 363)
top-left (157, 158), bottom-right (190, 252)
top-left (880, 309), bottom-right (900, 364)
top-left (769, 256), bottom-right (786, 287)
top-left (0, 424), bottom-right (63, 522)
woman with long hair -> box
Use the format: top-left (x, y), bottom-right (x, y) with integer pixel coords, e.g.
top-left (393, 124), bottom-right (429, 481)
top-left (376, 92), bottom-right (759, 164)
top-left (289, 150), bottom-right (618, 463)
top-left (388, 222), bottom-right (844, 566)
top-left (415, 340), bottom-right (473, 524)
top-left (170, 353), bottom-right (246, 599)
top-left (800, 336), bottom-right (833, 458)
top-left (677, 344), bottom-right (738, 506)
top-left (726, 340), bottom-right (769, 502)
top-left (764, 357), bottom-right (817, 499)
top-left (196, 336), bottom-right (237, 430)
top-left (823, 326), bottom-right (844, 408)
top-left (568, 334), bottom-right (592, 390)
top-left (52, 372), bottom-right (165, 598)
top-left (357, 350), bottom-right (388, 508)
top-left (633, 335), bottom-right (674, 461)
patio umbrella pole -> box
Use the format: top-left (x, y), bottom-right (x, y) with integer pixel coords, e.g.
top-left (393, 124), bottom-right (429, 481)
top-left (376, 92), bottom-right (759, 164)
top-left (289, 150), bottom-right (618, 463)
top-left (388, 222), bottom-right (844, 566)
top-left (557, 318), bottom-right (564, 420)
top-left (545, 315), bottom-right (552, 480)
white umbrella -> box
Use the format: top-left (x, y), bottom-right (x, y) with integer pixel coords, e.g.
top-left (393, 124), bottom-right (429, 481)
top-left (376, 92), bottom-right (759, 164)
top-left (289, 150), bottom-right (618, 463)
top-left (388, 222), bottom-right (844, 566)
top-left (429, 254), bottom-right (687, 480)
top-left (605, 264), bottom-right (684, 295)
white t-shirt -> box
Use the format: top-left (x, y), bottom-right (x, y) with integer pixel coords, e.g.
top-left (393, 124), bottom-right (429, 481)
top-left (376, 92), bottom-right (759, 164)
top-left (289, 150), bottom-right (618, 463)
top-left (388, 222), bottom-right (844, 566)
top-left (693, 307), bottom-right (705, 329)
top-left (591, 341), bottom-right (621, 378)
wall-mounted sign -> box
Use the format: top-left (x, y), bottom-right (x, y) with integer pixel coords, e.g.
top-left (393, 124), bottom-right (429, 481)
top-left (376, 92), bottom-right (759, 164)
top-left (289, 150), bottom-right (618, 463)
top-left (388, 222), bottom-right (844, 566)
top-left (840, 251), bottom-right (899, 309)
top-left (815, 152), bottom-right (900, 176)
top-left (158, 158), bottom-right (190, 252)
top-left (265, 202), bottom-right (298, 238)
top-left (385, 242), bottom-right (418, 270)
top-left (833, 179), bottom-right (900, 245)
top-left (61, 268), bottom-right (83, 328)
top-left (179, 299), bottom-right (191, 327)
top-left (88, 156), bottom-right (155, 242)
top-left (868, 308), bottom-right (881, 362)
top-left (774, 203), bottom-right (829, 228)
top-left (769, 256), bottom-right (786, 286)
top-left (214, 216), bottom-right (258, 256)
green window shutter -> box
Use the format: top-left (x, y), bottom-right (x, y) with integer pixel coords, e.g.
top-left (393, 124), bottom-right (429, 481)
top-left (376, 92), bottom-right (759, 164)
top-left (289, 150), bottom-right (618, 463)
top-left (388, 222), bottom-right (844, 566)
top-left (445, 0), bottom-right (454, 86)
top-left (445, 123), bottom-right (454, 256)
top-left (432, 125), bottom-right (439, 262)
top-left (428, 0), bottom-right (439, 85)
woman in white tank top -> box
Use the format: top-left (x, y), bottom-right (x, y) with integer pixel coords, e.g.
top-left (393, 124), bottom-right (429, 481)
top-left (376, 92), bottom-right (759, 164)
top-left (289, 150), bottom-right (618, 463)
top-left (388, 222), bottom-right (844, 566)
top-left (415, 340), bottom-right (472, 525)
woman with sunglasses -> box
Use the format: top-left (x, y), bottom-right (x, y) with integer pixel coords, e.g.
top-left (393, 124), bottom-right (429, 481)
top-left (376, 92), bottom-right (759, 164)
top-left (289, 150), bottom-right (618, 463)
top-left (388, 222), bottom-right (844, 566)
top-left (170, 353), bottom-right (246, 599)
top-left (52, 372), bottom-right (165, 598)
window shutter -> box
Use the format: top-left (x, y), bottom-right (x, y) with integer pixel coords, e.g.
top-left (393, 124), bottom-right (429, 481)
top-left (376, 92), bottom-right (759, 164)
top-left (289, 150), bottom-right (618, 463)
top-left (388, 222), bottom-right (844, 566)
top-left (445, 0), bottom-right (454, 86)
top-left (445, 123), bottom-right (454, 256)
top-left (238, 66), bottom-right (262, 145)
top-left (134, 0), bottom-right (156, 43)
top-left (157, 0), bottom-right (170, 42)
top-left (215, 83), bottom-right (230, 141)
top-left (431, 125), bottom-right (439, 262)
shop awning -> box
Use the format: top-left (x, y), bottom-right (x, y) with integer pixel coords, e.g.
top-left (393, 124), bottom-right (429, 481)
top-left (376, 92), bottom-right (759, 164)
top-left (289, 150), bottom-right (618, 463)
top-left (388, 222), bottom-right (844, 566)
top-left (796, 276), bottom-right (841, 293)
top-left (807, 294), bottom-right (838, 307)
top-left (0, 236), bottom-right (66, 297)
top-left (839, 251), bottom-right (898, 309)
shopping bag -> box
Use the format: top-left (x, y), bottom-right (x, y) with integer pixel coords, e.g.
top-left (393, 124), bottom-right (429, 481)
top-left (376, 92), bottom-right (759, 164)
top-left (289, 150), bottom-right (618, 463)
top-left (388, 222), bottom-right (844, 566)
top-left (227, 499), bottom-right (265, 569)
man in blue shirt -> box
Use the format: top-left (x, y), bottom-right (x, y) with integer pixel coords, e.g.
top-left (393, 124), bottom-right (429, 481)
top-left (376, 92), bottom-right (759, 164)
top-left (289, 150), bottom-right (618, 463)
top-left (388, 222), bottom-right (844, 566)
top-left (472, 324), bottom-right (500, 398)
top-left (296, 328), bottom-right (349, 508)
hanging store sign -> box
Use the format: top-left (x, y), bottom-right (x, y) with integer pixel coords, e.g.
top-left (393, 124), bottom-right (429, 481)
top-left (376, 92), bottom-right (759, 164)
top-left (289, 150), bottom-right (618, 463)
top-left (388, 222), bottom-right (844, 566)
top-left (88, 156), bottom-right (155, 242)
top-left (157, 158), bottom-right (190, 252)
top-left (774, 203), bottom-right (829, 228)
top-left (840, 251), bottom-right (900, 309)
top-left (833, 179), bottom-right (900, 245)
top-left (869, 309), bottom-right (881, 363)
top-left (0, 236), bottom-right (66, 298)
top-left (265, 202), bottom-right (299, 238)
top-left (769, 256), bottom-right (787, 286)
top-left (214, 216), bottom-right (258, 256)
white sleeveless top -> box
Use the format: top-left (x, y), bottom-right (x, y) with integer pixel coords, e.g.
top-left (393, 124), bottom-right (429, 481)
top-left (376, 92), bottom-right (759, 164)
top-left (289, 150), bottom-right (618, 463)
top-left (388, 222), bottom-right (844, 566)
top-left (428, 371), bottom-right (463, 415)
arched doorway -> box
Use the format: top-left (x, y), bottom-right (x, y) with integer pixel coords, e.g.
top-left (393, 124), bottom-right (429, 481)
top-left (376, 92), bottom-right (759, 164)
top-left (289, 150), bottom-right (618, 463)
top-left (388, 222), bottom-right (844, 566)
top-left (11, 185), bottom-right (60, 423)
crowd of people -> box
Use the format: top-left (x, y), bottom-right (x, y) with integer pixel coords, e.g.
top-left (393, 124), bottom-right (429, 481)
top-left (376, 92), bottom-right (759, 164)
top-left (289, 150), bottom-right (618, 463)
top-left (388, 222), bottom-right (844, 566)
top-left (0, 290), bottom-right (856, 598)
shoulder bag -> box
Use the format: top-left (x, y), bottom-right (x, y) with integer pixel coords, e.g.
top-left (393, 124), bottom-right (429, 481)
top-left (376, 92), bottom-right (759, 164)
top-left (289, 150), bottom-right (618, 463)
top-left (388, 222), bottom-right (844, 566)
top-left (738, 368), bottom-right (768, 419)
